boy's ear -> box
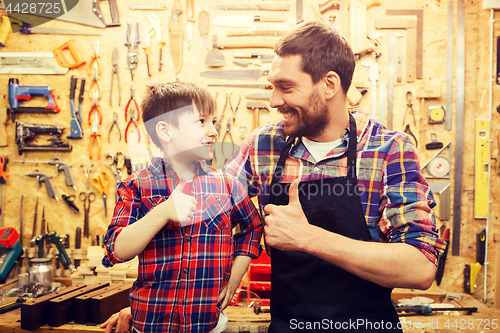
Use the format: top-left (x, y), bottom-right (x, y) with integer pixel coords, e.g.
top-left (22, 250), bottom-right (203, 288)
top-left (156, 121), bottom-right (171, 143)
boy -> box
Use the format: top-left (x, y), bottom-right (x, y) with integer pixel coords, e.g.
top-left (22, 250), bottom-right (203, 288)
top-left (102, 82), bottom-right (262, 333)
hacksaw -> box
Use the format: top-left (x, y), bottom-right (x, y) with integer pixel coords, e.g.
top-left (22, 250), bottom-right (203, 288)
top-left (0, 52), bottom-right (68, 74)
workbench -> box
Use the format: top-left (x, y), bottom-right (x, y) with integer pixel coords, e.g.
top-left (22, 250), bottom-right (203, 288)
top-left (0, 289), bottom-right (499, 332)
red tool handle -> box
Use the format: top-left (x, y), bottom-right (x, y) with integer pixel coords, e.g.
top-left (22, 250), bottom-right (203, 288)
top-left (0, 155), bottom-right (8, 184)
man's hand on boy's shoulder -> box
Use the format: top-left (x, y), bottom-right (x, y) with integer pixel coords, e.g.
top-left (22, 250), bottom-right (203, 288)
top-left (164, 180), bottom-right (197, 226)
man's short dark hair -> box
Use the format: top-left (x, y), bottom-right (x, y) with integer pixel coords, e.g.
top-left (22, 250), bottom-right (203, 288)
top-left (141, 82), bottom-right (216, 148)
top-left (274, 21), bottom-right (355, 94)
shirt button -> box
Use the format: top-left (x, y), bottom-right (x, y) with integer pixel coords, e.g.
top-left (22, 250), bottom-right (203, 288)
top-left (186, 235), bottom-right (192, 241)
top-left (184, 268), bottom-right (189, 274)
top-left (314, 167), bottom-right (319, 172)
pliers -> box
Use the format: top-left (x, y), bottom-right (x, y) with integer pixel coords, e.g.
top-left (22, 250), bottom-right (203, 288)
top-left (88, 90), bottom-right (102, 126)
top-left (125, 23), bottom-right (140, 80)
top-left (87, 40), bottom-right (102, 77)
top-left (221, 116), bottom-right (235, 159)
top-left (125, 87), bottom-right (141, 143)
top-left (110, 47), bottom-right (121, 106)
top-left (108, 112), bottom-right (122, 143)
top-left (90, 112), bottom-right (101, 160)
top-left (229, 93), bottom-right (241, 124)
top-left (88, 60), bottom-right (102, 100)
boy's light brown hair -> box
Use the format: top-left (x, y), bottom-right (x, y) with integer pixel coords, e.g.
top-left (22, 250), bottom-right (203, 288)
top-left (141, 82), bottom-right (217, 149)
top-left (274, 21), bottom-right (355, 94)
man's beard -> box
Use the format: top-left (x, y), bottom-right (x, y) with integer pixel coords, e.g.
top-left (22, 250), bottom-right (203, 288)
top-left (279, 90), bottom-right (330, 138)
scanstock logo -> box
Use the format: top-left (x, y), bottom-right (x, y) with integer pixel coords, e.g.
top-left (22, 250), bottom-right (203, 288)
top-left (1, 1), bottom-right (119, 30)
top-left (1, 1), bottom-right (79, 30)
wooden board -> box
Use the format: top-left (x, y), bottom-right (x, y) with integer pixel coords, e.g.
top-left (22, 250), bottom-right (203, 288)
top-left (89, 282), bottom-right (133, 324)
top-left (48, 282), bottom-right (109, 327)
top-left (20, 284), bottom-right (86, 330)
top-left (74, 280), bottom-right (130, 324)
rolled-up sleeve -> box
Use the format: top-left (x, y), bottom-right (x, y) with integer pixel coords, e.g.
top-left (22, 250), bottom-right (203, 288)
top-left (102, 176), bottom-right (143, 267)
top-left (379, 134), bottom-right (446, 265)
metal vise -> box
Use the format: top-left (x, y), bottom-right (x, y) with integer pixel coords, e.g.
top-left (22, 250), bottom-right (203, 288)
top-left (15, 121), bottom-right (72, 155)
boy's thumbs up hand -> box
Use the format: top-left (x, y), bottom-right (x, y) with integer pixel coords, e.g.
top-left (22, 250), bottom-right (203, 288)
top-left (263, 179), bottom-right (312, 252)
top-left (166, 178), bottom-right (197, 226)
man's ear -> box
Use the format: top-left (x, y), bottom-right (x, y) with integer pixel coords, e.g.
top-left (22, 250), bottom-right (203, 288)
top-left (324, 71), bottom-right (342, 100)
top-left (156, 121), bottom-right (171, 143)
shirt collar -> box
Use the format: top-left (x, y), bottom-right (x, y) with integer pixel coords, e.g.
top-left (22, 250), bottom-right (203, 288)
top-left (148, 156), bottom-right (211, 177)
top-left (289, 107), bottom-right (369, 161)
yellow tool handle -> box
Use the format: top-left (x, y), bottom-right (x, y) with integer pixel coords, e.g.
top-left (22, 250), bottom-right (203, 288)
top-left (218, 38), bottom-right (277, 49)
top-left (256, 14), bottom-right (286, 22)
top-left (0, 16), bottom-right (11, 47)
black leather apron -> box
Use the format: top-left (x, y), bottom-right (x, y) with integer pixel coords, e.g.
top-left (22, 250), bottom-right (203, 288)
top-left (268, 114), bottom-right (402, 332)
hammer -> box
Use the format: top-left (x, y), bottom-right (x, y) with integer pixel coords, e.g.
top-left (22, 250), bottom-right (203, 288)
top-left (246, 101), bottom-right (271, 131)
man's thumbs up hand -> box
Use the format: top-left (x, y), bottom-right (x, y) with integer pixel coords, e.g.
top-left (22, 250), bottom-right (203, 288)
top-left (263, 179), bottom-right (312, 252)
top-left (288, 179), bottom-right (301, 206)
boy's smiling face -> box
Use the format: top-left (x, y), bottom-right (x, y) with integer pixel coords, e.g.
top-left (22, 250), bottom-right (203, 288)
top-left (167, 107), bottom-right (218, 161)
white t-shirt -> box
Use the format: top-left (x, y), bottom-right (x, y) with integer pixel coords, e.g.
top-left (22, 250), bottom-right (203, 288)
top-left (301, 137), bottom-right (343, 163)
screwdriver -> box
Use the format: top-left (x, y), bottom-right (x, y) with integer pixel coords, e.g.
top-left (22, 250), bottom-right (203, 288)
top-left (0, 155), bottom-right (8, 226)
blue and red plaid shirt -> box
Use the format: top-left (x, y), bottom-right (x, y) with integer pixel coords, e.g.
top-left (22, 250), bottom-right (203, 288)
top-left (225, 108), bottom-right (445, 265)
top-left (103, 156), bottom-right (262, 333)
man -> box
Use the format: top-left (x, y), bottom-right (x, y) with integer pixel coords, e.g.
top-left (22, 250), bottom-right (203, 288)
top-left (101, 21), bottom-right (444, 332)
top-left (225, 20), bottom-right (444, 332)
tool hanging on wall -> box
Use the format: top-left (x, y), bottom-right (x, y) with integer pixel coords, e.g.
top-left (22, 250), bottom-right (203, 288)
top-left (8, 78), bottom-right (59, 122)
top-left (199, 11), bottom-right (210, 50)
top-left (247, 102), bottom-right (271, 131)
top-left (416, 84), bottom-right (441, 147)
top-left (90, 113), bottom-right (101, 160)
top-left (187, 0), bottom-right (195, 50)
top-left (89, 91), bottom-right (103, 126)
top-left (67, 76), bottom-right (84, 139)
top-left (108, 112), bottom-right (122, 143)
top-left (110, 48), bottom-right (121, 107)
top-left (211, 14), bottom-right (286, 28)
top-left (170, 0), bottom-right (183, 74)
top-left (126, 23), bottom-right (140, 80)
top-left (0, 52), bottom-right (68, 75)
top-left (428, 182), bottom-right (451, 221)
top-left (13, 157), bottom-right (77, 190)
top-left (143, 14), bottom-right (164, 76)
top-left (125, 87), bottom-right (141, 143)
top-left (446, 1), bottom-right (454, 130)
top-left (452, 0), bottom-right (465, 256)
top-left (428, 106), bottom-right (446, 124)
top-left (52, 40), bottom-right (86, 69)
top-left (62, 194), bottom-right (80, 215)
top-left (375, 17), bottom-right (417, 83)
top-left (475, 119), bottom-right (490, 219)
top-left (360, 59), bottom-right (379, 121)
top-left (200, 69), bottom-right (269, 80)
top-left (403, 91), bottom-right (417, 126)
top-left (0, 156), bottom-right (8, 227)
top-left (374, 32), bottom-right (402, 130)
top-left (129, 3), bottom-right (167, 10)
top-left (421, 142), bottom-right (452, 179)
top-left (15, 121), bottom-right (72, 155)
top-left (386, 9), bottom-right (424, 80)
top-left (25, 170), bottom-right (58, 201)
top-left (464, 229), bottom-right (486, 294)
top-left (425, 133), bottom-right (443, 150)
